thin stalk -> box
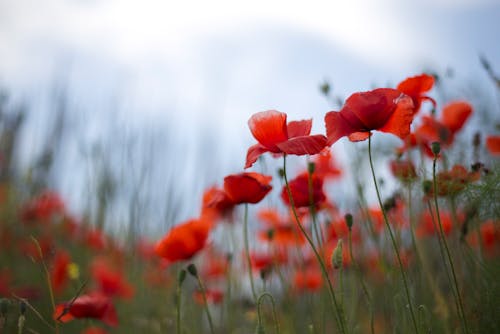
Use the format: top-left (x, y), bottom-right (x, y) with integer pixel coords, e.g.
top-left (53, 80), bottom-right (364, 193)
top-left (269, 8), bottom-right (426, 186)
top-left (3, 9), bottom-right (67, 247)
top-left (367, 137), bottom-right (418, 333)
top-left (432, 156), bottom-right (469, 333)
top-left (257, 292), bottom-right (280, 334)
top-left (30, 236), bottom-right (59, 334)
top-left (243, 203), bottom-right (258, 301)
top-left (348, 230), bottom-right (374, 334)
top-left (282, 155), bottom-right (347, 334)
top-left (307, 161), bottom-right (324, 248)
top-left (195, 275), bottom-right (215, 334)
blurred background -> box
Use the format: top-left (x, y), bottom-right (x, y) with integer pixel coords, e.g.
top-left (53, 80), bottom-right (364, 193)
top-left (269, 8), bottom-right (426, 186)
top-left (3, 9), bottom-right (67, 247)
top-left (1, 0), bottom-right (499, 237)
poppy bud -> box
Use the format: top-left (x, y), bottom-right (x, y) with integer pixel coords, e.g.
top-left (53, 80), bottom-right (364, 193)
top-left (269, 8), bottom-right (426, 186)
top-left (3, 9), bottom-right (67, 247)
top-left (178, 269), bottom-right (187, 285)
top-left (431, 142), bottom-right (441, 156)
top-left (266, 229), bottom-right (275, 241)
top-left (422, 180), bottom-right (433, 195)
top-left (344, 214), bottom-right (353, 230)
top-left (187, 264), bottom-right (198, 277)
top-left (19, 301), bottom-right (26, 315)
top-left (320, 82), bottom-right (330, 96)
top-left (473, 132), bottom-right (481, 148)
top-left (277, 168), bottom-right (285, 179)
top-left (331, 239), bottom-right (343, 269)
top-left (307, 162), bottom-right (316, 175)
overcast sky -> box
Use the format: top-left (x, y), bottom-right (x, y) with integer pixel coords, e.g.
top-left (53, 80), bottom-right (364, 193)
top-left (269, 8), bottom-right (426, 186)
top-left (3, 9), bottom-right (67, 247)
top-left (0, 0), bottom-right (499, 227)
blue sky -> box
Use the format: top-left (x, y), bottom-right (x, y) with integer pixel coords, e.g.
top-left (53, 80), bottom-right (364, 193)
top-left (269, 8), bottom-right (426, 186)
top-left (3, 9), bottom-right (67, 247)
top-left (0, 0), bottom-right (499, 230)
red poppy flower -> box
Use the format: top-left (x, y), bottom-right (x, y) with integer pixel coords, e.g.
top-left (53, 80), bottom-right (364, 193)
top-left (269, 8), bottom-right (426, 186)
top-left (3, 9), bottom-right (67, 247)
top-left (90, 257), bottom-right (134, 299)
top-left (426, 165), bottom-right (480, 197)
top-left (223, 172), bottom-right (272, 204)
top-left (20, 191), bottom-right (65, 223)
top-left (396, 74), bottom-right (436, 113)
top-left (293, 267), bottom-right (322, 292)
top-left (281, 172), bottom-right (326, 208)
top-left (486, 135), bottom-right (500, 155)
top-left (256, 209), bottom-right (305, 245)
top-left (417, 211), bottom-right (453, 238)
top-left (54, 292), bottom-right (118, 327)
top-left (311, 148), bottom-right (342, 180)
top-left (193, 289), bottom-right (224, 305)
top-left (245, 110), bottom-right (327, 168)
top-left (325, 88), bottom-right (414, 145)
top-left (155, 218), bottom-right (210, 262)
top-left (201, 186), bottom-right (235, 219)
top-left (390, 160), bottom-right (417, 182)
top-left (51, 250), bottom-right (71, 294)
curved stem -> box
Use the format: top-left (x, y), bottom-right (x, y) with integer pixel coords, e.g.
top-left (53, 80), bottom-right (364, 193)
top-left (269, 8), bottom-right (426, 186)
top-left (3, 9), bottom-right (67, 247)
top-left (195, 275), bottom-right (215, 334)
top-left (243, 203), bottom-right (258, 302)
top-left (367, 137), bottom-right (419, 333)
top-left (432, 157), bottom-right (469, 333)
top-left (283, 155), bottom-right (347, 334)
top-left (257, 292), bottom-right (281, 334)
top-left (176, 277), bottom-right (182, 334)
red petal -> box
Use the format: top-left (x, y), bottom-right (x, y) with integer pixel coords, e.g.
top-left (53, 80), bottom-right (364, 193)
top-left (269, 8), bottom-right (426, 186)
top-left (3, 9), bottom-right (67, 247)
top-left (378, 94), bottom-right (415, 140)
top-left (224, 172), bottom-right (272, 204)
top-left (348, 132), bottom-right (371, 141)
top-left (287, 119), bottom-right (312, 138)
top-left (397, 74), bottom-right (434, 97)
top-left (277, 135), bottom-right (327, 155)
top-left (441, 101), bottom-right (473, 133)
top-left (343, 88), bottom-right (402, 130)
top-left (245, 144), bottom-right (269, 169)
top-left (248, 110), bottom-right (288, 151)
top-left (486, 135), bottom-right (500, 155)
top-left (324, 111), bottom-right (357, 145)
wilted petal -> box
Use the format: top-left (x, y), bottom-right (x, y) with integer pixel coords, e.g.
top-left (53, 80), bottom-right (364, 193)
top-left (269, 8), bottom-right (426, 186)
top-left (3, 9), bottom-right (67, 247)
top-left (248, 110), bottom-right (288, 151)
top-left (277, 135), bottom-right (327, 155)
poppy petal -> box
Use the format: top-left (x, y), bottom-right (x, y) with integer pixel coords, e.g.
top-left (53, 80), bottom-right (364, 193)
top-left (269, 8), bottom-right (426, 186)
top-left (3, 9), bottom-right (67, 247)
top-left (245, 144), bottom-right (270, 169)
top-left (277, 135), bottom-right (327, 156)
top-left (486, 135), bottom-right (500, 155)
top-left (378, 94), bottom-right (415, 140)
top-left (344, 88), bottom-right (402, 130)
top-left (348, 132), bottom-right (371, 142)
top-left (397, 74), bottom-right (434, 98)
top-left (441, 101), bottom-right (473, 133)
top-left (248, 110), bottom-right (288, 151)
top-left (325, 111), bottom-right (357, 145)
top-left (287, 119), bottom-right (312, 138)
top-left (224, 172), bottom-right (272, 204)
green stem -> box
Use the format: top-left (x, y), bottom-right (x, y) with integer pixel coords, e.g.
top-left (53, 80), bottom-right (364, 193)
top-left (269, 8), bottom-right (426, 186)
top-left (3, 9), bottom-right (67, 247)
top-left (195, 275), bottom-right (215, 334)
top-left (283, 155), bottom-right (347, 334)
top-left (348, 229), bottom-right (374, 334)
top-left (367, 137), bottom-right (418, 333)
top-left (243, 203), bottom-right (258, 302)
top-left (307, 160), bottom-right (323, 248)
top-left (176, 274), bottom-right (183, 334)
top-left (257, 292), bottom-right (281, 334)
top-left (432, 156), bottom-right (469, 334)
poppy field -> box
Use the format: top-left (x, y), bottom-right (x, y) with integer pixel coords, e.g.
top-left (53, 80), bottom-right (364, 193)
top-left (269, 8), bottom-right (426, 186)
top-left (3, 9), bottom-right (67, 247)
top-left (0, 72), bottom-right (499, 334)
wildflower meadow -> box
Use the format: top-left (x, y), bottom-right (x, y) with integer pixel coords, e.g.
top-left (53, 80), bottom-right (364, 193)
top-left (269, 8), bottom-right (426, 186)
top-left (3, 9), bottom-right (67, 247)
top-left (0, 71), bottom-right (499, 334)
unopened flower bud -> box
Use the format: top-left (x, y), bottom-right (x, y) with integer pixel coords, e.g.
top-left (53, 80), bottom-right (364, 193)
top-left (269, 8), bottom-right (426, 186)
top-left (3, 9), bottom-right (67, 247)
top-left (187, 263), bottom-right (198, 277)
top-left (422, 180), bottom-right (433, 195)
top-left (178, 269), bottom-right (187, 285)
top-left (320, 82), bottom-right (330, 96)
top-left (331, 239), bottom-right (344, 269)
top-left (19, 301), bottom-right (26, 315)
top-left (344, 214), bottom-right (353, 230)
top-left (277, 168), bottom-right (285, 179)
top-left (431, 142), bottom-right (441, 156)
top-left (307, 162), bottom-right (316, 175)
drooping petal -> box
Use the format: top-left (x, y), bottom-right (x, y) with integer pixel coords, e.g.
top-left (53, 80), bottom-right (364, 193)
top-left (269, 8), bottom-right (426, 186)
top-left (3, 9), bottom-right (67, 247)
top-left (378, 94), bottom-right (415, 140)
top-left (248, 110), bottom-right (288, 151)
top-left (245, 143), bottom-right (270, 169)
top-left (441, 101), bottom-right (473, 134)
top-left (324, 111), bottom-right (358, 145)
top-left (287, 119), bottom-right (312, 138)
top-left (276, 135), bottom-right (327, 156)
top-left (224, 172), bottom-right (272, 204)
